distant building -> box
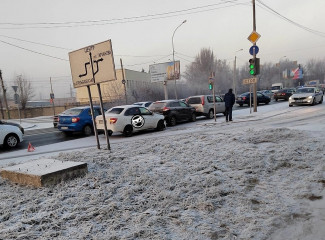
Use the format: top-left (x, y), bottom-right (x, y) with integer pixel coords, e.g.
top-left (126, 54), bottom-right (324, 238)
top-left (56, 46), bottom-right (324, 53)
top-left (75, 69), bottom-right (164, 105)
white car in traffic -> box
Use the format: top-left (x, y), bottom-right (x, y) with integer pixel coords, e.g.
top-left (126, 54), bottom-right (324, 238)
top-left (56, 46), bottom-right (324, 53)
top-left (289, 87), bottom-right (323, 107)
top-left (96, 105), bottom-right (165, 137)
top-left (0, 120), bottom-right (24, 148)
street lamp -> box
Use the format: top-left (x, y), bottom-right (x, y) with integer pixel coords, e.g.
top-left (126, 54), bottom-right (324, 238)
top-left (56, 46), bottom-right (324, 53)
top-left (233, 48), bottom-right (243, 96)
top-left (172, 20), bottom-right (187, 99)
top-left (278, 56), bottom-right (286, 81)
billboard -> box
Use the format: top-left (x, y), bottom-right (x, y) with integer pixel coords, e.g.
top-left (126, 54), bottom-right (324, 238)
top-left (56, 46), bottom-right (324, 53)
top-left (69, 40), bottom-right (116, 88)
top-left (149, 61), bottom-right (180, 82)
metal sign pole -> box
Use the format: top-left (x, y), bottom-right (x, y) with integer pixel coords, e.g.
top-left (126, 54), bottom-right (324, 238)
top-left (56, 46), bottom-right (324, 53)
top-left (252, 0), bottom-right (257, 112)
top-left (250, 85), bottom-right (252, 114)
top-left (213, 86), bottom-right (216, 122)
top-left (89, 52), bottom-right (110, 150)
top-left (97, 84), bottom-right (111, 150)
top-left (86, 85), bottom-right (100, 150)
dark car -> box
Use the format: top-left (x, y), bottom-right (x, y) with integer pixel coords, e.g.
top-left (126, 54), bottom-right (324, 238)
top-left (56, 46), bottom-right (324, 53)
top-left (57, 106), bottom-right (104, 136)
top-left (236, 92), bottom-right (271, 106)
top-left (148, 100), bottom-right (196, 126)
top-left (274, 88), bottom-right (296, 101)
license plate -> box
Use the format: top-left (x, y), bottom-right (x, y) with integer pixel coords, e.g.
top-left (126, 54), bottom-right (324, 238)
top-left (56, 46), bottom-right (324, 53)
top-left (98, 120), bottom-right (103, 124)
top-left (61, 127), bottom-right (68, 130)
top-left (296, 100), bottom-right (303, 103)
top-left (237, 97), bottom-right (242, 100)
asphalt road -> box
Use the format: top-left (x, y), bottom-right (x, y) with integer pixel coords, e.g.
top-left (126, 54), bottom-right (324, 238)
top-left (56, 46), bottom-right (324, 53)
top-left (0, 128), bottom-right (86, 152)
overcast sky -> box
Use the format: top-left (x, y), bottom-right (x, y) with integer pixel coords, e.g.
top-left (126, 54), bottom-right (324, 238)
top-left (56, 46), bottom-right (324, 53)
top-left (0, 0), bottom-right (324, 99)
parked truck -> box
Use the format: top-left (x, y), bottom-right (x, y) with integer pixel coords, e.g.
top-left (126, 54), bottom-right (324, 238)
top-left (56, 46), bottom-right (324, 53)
top-left (271, 83), bottom-right (283, 93)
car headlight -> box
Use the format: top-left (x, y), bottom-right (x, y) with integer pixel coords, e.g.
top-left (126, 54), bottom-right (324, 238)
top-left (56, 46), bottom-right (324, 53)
top-left (307, 96), bottom-right (313, 99)
top-left (289, 96), bottom-right (292, 100)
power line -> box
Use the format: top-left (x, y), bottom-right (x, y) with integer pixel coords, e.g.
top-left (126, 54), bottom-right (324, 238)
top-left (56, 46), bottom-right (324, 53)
top-left (0, 1), bottom-right (247, 29)
top-left (0, 39), bottom-right (69, 61)
top-left (124, 54), bottom-right (172, 67)
top-left (257, 0), bottom-right (325, 38)
top-left (0, 35), bottom-right (72, 50)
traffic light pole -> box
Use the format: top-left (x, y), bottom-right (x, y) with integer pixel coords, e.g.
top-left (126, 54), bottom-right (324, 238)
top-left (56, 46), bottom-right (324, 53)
top-left (209, 73), bottom-right (216, 122)
top-left (252, 0), bottom-right (257, 112)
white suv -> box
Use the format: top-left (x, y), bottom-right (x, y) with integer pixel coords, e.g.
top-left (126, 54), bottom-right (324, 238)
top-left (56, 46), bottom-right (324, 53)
top-left (0, 120), bottom-right (24, 148)
top-left (186, 95), bottom-right (226, 119)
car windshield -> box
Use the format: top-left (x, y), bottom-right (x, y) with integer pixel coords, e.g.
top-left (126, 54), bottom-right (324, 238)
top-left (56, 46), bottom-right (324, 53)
top-left (272, 86), bottom-right (281, 90)
top-left (187, 97), bottom-right (201, 104)
top-left (61, 108), bottom-right (83, 115)
top-left (149, 102), bottom-right (166, 110)
top-left (296, 88), bottom-right (315, 93)
top-left (106, 107), bottom-right (124, 114)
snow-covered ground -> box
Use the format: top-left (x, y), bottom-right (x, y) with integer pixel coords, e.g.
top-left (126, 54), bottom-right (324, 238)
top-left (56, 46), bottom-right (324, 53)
top-left (0, 102), bottom-right (325, 239)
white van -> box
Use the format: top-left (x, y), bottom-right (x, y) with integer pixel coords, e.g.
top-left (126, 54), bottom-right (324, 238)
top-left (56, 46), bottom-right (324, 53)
top-left (271, 83), bottom-right (284, 93)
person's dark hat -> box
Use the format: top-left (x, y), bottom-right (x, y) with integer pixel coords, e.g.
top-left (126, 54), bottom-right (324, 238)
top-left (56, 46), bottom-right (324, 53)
top-left (228, 88), bottom-right (233, 93)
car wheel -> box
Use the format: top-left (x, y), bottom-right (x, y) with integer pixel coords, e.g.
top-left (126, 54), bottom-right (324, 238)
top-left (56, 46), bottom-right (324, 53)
top-left (289, 104), bottom-right (293, 107)
top-left (168, 116), bottom-right (177, 126)
top-left (312, 98), bottom-right (316, 106)
top-left (4, 134), bottom-right (19, 148)
top-left (265, 101), bottom-right (270, 105)
top-left (275, 98), bottom-right (278, 102)
top-left (156, 120), bottom-right (165, 131)
top-left (190, 113), bottom-right (196, 122)
top-left (83, 125), bottom-right (93, 136)
top-left (123, 125), bottom-right (133, 137)
top-left (239, 104), bottom-right (243, 107)
top-left (319, 97), bottom-right (323, 104)
top-left (207, 109), bottom-right (214, 119)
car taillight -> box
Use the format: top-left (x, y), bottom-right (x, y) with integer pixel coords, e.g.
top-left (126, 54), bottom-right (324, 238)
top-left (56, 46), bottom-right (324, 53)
top-left (163, 107), bottom-right (170, 111)
top-left (109, 118), bottom-right (117, 124)
top-left (72, 117), bottom-right (80, 123)
top-left (201, 96), bottom-right (205, 105)
top-left (282, 93), bottom-right (285, 96)
top-left (242, 96), bottom-right (246, 100)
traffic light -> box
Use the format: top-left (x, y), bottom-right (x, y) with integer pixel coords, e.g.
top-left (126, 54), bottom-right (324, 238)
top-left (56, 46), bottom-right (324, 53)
top-left (249, 58), bottom-right (260, 76)
top-left (209, 80), bottom-right (213, 90)
top-left (249, 58), bottom-right (256, 75)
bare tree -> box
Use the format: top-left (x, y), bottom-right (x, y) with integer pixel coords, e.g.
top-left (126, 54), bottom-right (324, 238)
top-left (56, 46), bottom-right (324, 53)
top-left (305, 58), bottom-right (325, 82)
top-left (184, 48), bottom-right (215, 82)
top-left (15, 75), bottom-right (34, 112)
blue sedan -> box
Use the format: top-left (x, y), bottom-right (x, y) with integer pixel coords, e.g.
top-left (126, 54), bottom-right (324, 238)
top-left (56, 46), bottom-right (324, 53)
top-left (57, 106), bottom-right (103, 136)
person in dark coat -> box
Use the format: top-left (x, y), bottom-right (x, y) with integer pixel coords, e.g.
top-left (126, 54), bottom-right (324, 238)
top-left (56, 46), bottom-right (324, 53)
top-left (224, 88), bottom-right (235, 122)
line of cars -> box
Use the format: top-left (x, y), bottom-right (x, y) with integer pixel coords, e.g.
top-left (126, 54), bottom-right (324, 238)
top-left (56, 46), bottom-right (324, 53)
top-left (55, 95), bottom-right (228, 137)
top-left (56, 86), bottom-right (323, 138)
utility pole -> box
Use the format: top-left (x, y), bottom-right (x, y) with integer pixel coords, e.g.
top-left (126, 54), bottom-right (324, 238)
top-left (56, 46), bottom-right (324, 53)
top-left (0, 70), bottom-right (10, 119)
top-left (49, 77), bottom-right (56, 116)
top-left (252, 0), bottom-right (257, 112)
top-left (0, 96), bottom-right (4, 119)
top-left (120, 58), bottom-right (127, 105)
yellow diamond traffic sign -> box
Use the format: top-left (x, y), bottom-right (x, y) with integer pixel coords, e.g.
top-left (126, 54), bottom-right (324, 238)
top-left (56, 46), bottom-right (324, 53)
top-left (247, 31), bottom-right (261, 44)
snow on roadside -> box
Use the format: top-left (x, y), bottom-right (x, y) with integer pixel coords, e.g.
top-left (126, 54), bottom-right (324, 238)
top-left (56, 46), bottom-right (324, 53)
top-left (0, 125), bottom-right (324, 239)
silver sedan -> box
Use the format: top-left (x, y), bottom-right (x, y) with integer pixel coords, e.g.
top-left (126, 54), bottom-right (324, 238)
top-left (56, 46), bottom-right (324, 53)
top-left (289, 87), bottom-right (323, 106)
